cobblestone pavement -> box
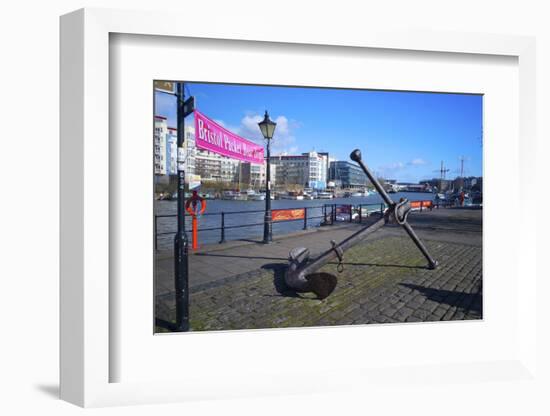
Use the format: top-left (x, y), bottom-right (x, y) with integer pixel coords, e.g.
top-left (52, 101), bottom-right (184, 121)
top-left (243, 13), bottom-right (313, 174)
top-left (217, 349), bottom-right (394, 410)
top-left (156, 208), bottom-right (482, 331)
top-left (155, 221), bottom-right (373, 295)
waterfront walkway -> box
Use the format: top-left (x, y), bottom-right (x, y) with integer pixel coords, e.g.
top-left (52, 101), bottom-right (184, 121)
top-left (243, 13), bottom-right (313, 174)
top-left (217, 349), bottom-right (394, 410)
top-left (155, 207), bottom-right (482, 331)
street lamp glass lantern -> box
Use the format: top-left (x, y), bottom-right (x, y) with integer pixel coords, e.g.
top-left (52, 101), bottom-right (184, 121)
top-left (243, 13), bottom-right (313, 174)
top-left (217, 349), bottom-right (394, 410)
top-left (258, 110), bottom-right (276, 140)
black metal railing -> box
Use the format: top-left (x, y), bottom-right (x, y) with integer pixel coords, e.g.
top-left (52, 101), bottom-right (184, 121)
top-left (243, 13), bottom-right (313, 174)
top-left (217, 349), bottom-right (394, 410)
top-left (154, 205), bottom-right (329, 250)
top-left (154, 201), bottom-right (440, 250)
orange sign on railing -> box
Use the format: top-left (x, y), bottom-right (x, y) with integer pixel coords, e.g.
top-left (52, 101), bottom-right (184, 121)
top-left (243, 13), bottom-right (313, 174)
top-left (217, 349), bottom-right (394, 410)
top-left (410, 200), bottom-right (433, 210)
top-left (272, 208), bottom-right (305, 222)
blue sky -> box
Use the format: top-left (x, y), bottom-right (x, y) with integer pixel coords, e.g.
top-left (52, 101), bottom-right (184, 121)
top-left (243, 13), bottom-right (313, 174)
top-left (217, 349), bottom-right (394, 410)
top-left (155, 83), bottom-right (483, 183)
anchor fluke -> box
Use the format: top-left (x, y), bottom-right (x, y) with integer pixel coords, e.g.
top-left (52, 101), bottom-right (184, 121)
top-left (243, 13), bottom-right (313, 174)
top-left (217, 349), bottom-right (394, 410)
top-left (306, 273), bottom-right (338, 300)
top-left (286, 247), bottom-right (338, 299)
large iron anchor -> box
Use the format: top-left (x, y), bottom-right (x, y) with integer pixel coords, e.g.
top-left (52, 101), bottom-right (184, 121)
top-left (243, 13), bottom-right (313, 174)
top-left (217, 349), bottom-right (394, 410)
top-left (285, 148), bottom-right (439, 299)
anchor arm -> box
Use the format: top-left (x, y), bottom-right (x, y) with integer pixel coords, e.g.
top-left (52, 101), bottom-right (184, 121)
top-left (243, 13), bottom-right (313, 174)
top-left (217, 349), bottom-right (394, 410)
top-left (400, 221), bottom-right (438, 269)
top-left (350, 149), bottom-right (438, 269)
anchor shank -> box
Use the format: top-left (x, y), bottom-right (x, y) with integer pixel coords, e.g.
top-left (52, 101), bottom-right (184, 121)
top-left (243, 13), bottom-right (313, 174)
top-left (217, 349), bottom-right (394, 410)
top-left (298, 215), bottom-right (387, 277)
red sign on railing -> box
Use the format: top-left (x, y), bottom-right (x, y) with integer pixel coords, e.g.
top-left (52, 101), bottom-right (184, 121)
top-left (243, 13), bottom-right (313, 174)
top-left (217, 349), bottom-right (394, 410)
top-left (410, 200), bottom-right (433, 209)
top-left (272, 208), bottom-right (305, 222)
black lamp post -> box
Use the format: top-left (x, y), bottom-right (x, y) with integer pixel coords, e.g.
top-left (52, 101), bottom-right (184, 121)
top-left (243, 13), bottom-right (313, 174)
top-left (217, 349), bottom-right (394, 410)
top-left (258, 110), bottom-right (276, 244)
top-left (174, 82), bottom-right (190, 332)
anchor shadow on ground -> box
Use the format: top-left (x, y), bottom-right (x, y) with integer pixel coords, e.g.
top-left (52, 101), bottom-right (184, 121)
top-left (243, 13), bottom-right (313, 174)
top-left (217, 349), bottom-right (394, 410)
top-left (329, 261), bottom-right (428, 270)
top-left (195, 252), bottom-right (288, 261)
top-left (399, 283), bottom-right (482, 315)
top-left (261, 262), bottom-right (304, 298)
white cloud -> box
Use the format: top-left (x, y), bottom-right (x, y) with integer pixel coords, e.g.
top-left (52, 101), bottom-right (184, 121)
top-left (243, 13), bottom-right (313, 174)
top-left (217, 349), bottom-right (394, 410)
top-left (408, 158), bottom-right (427, 166)
top-left (287, 146), bottom-right (299, 154)
top-left (379, 158), bottom-right (427, 174)
top-left (376, 162), bottom-right (404, 180)
top-left (377, 158), bottom-right (432, 182)
top-left (379, 162), bottom-right (405, 171)
top-left (216, 112), bottom-right (300, 155)
top-left (239, 114), bottom-right (264, 142)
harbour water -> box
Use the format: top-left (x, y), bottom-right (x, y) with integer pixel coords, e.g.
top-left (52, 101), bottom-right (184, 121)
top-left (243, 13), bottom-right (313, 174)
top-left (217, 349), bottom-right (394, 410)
top-left (155, 192), bottom-right (435, 249)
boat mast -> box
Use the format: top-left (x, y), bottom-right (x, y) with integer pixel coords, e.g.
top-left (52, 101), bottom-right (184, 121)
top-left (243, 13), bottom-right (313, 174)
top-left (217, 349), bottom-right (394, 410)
top-left (439, 160), bottom-right (450, 192)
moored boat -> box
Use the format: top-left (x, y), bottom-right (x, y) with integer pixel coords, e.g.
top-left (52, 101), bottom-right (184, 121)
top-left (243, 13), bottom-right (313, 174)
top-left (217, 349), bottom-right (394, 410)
top-left (222, 190), bottom-right (247, 201)
top-left (280, 191), bottom-right (304, 200)
top-left (317, 191), bottom-right (333, 199)
top-left (247, 191), bottom-right (266, 201)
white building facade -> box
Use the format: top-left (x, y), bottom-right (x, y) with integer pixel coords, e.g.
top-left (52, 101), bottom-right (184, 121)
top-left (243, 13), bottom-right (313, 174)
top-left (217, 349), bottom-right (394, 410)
top-left (154, 115), bottom-right (168, 175)
top-left (166, 127), bottom-right (178, 176)
top-left (184, 125), bottom-right (196, 176)
top-left (271, 151), bottom-right (328, 189)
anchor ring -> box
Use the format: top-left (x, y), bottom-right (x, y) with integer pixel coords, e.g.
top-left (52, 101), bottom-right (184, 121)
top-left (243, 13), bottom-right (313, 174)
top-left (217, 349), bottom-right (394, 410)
top-left (330, 240), bottom-right (345, 273)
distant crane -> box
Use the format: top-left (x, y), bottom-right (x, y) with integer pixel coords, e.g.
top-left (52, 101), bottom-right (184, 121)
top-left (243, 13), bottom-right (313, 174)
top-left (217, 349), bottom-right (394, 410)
top-left (459, 156), bottom-right (466, 178)
top-left (439, 160), bottom-right (450, 191)
top-left (455, 156), bottom-right (470, 191)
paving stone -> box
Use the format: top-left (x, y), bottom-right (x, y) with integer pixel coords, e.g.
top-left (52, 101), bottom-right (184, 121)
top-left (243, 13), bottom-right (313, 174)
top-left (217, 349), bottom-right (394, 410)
top-left (411, 308), bottom-right (433, 320)
top-left (156, 209), bottom-right (483, 331)
top-left (393, 306), bottom-right (415, 322)
top-left (406, 316), bottom-right (424, 323)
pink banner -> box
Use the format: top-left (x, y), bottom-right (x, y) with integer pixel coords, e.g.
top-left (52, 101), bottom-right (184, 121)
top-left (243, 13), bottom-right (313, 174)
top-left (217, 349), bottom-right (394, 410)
top-left (194, 110), bottom-right (265, 164)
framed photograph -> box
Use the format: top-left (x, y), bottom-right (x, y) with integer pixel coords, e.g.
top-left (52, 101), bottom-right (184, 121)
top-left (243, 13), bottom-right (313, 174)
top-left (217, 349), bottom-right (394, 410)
top-left (153, 81), bottom-right (483, 334)
top-left (60, 8), bottom-right (537, 408)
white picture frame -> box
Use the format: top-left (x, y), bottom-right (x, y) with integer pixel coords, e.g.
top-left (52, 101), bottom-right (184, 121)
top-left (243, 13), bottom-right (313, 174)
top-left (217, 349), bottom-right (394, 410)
top-left (60, 8), bottom-right (538, 408)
